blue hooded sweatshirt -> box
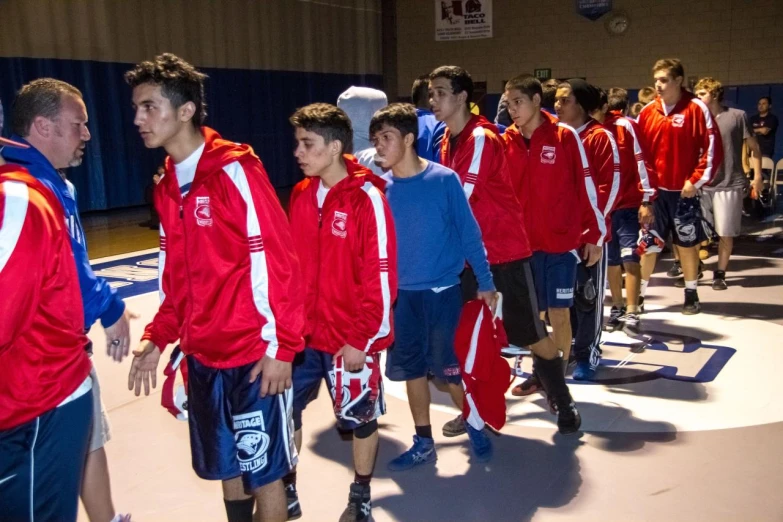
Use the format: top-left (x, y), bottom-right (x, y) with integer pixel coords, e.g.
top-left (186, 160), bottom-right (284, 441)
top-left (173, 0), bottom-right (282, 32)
top-left (2, 136), bottom-right (125, 329)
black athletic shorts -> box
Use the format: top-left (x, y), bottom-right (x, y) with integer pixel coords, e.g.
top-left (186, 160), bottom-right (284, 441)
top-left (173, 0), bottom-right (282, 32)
top-left (461, 258), bottom-right (548, 348)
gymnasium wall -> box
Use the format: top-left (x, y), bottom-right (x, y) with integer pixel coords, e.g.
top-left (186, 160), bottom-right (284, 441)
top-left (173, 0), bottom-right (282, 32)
top-left (0, 0), bottom-right (382, 211)
top-left (396, 0), bottom-right (783, 94)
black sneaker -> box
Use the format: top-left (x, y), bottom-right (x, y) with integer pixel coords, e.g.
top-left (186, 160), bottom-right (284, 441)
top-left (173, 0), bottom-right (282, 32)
top-left (548, 400), bottom-right (582, 435)
top-left (286, 483), bottom-right (302, 521)
top-left (339, 483), bottom-right (372, 522)
top-left (682, 289), bottom-right (701, 315)
top-left (621, 312), bottom-right (641, 337)
top-left (666, 261), bottom-right (682, 278)
top-left (604, 305), bottom-right (625, 332)
top-left (712, 270), bottom-right (727, 291)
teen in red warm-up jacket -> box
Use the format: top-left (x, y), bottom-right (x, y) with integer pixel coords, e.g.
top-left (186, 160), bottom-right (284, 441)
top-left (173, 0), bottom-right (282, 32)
top-left (0, 147), bottom-right (94, 521)
top-left (553, 79), bottom-right (620, 382)
top-left (286, 103), bottom-right (398, 520)
top-left (637, 58), bottom-right (723, 316)
top-left (125, 54), bottom-right (304, 520)
top-left (599, 89), bottom-right (659, 340)
top-left (437, 69), bottom-right (584, 436)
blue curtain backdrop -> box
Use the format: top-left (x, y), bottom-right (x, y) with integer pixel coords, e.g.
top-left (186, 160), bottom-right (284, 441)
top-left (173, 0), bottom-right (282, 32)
top-left (0, 57), bottom-right (382, 212)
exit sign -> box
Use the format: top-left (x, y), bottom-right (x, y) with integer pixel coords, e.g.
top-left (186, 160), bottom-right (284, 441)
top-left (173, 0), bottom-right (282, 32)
top-left (534, 68), bottom-right (552, 80)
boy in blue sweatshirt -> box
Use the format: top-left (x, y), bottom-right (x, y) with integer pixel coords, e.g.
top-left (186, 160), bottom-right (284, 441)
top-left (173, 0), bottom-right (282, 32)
top-left (371, 103), bottom-right (497, 468)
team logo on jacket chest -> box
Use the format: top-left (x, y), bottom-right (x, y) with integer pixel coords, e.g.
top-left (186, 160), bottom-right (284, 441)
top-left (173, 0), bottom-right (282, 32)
top-left (195, 196), bottom-right (213, 226)
top-left (672, 114), bottom-right (685, 128)
top-left (332, 211), bottom-right (348, 238)
top-left (541, 145), bottom-right (556, 164)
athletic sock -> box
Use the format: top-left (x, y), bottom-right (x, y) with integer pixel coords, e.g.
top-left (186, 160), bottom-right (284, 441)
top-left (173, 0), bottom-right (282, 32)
top-left (354, 471), bottom-right (373, 485)
top-left (224, 498), bottom-right (254, 522)
top-left (640, 279), bottom-right (649, 297)
top-left (684, 280), bottom-right (698, 290)
top-left (283, 471), bottom-right (297, 488)
top-left (714, 270), bottom-right (726, 280)
top-left (626, 304), bottom-right (639, 314)
top-left (415, 424), bottom-right (433, 439)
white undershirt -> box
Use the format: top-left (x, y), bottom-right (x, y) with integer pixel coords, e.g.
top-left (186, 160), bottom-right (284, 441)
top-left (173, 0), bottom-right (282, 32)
top-left (175, 143), bottom-right (205, 197)
top-left (664, 103), bottom-right (676, 116)
top-left (316, 179), bottom-right (330, 209)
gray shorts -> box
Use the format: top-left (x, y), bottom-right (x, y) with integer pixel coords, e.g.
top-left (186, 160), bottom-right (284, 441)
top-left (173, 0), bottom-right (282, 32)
top-left (88, 365), bottom-right (112, 452)
top-left (701, 187), bottom-right (744, 238)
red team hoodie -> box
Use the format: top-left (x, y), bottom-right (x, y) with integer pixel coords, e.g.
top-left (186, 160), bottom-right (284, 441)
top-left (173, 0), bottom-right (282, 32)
top-left (577, 119), bottom-right (621, 241)
top-left (441, 114), bottom-right (531, 264)
top-left (503, 111), bottom-right (606, 253)
top-left (288, 156), bottom-right (398, 355)
top-left (637, 90), bottom-right (723, 191)
top-left (0, 166), bottom-right (91, 430)
top-left (603, 110), bottom-right (658, 209)
top-left (142, 127), bottom-right (305, 367)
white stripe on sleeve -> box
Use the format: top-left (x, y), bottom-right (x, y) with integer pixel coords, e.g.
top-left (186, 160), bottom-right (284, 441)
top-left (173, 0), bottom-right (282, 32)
top-left (558, 122), bottom-right (607, 246)
top-left (617, 118), bottom-right (655, 202)
top-left (0, 181), bottom-right (29, 274)
top-left (691, 98), bottom-right (717, 189)
top-left (223, 161), bottom-right (280, 358)
top-left (360, 182), bottom-right (392, 352)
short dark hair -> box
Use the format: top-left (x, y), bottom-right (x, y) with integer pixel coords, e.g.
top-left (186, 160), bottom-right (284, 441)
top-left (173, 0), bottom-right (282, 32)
top-left (429, 65), bottom-right (473, 109)
top-left (541, 79), bottom-right (559, 109)
top-left (760, 96), bottom-right (772, 105)
top-left (504, 74), bottom-right (542, 105)
top-left (11, 78), bottom-right (83, 137)
top-left (290, 103), bottom-right (353, 154)
top-left (125, 53), bottom-right (208, 127)
top-left (653, 58), bottom-right (685, 79)
top-left (411, 76), bottom-right (430, 109)
top-left (369, 103), bottom-right (419, 149)
top-left (607, 88), bottom-right (629, 112)
top-left (597, 88), bottom-right (608, 108)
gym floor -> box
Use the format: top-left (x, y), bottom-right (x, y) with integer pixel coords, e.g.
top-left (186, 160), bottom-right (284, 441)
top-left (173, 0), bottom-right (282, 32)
top-left (78, 205), bottom-right (783, 522)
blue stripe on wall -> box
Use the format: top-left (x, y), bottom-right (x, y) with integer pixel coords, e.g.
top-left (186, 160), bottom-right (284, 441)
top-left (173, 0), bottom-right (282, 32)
top-left (0, 57), bottom-right (381, 211)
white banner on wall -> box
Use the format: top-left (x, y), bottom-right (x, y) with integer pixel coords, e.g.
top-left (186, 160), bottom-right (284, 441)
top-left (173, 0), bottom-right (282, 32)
top-left (435, 0), bottom-right (493, 41)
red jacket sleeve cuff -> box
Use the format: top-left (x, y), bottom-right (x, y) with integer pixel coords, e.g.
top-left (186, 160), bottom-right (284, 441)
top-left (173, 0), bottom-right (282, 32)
top-left (270, 345), bottom-right (296, 363)
top-left (141, 331), bottom-right (168, 352)
top-left (345, 333), bottom-right (372, 353)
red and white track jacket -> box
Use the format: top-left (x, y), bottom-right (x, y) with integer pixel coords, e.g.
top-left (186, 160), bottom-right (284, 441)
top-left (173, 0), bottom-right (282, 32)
top-left (454, 299), bottom-right (511, 432)
top-left (288, 156), bottom-right (398, 355)
top-left (0, 166), bottom-right (91, 430)
top-left (503, 111), bottom-right (606, 253)
top-left (603, 110), bottom-right (658, 210)
top-left (637, 90), bottom-right (723, 191)
top-left (142, 127), bottom-right (305, 367)
top-left (578, 119), bottom-right (621, 242)
top-left (441, 115), bottom-right (531, 264)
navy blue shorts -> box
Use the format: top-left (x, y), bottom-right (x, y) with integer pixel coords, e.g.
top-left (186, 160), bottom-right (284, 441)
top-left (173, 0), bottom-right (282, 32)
top-left (386, 286), bottom-right (463, 384)
top-left (608, 207), bottom-right (641, 266)
top-left (0, 388), bottom-right (92, 522)
top-left (652, 190), bottom-right (705, 248)
top-left (530, 250), bottom-right (580, 310)
top-left (186, 356), bottom-right (297, 494)
top-left (292, 348), bottom-right (385, 431)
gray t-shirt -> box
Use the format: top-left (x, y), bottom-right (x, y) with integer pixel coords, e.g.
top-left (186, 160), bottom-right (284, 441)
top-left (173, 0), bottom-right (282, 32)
top-left (706, 106), bottom-right (752, 190)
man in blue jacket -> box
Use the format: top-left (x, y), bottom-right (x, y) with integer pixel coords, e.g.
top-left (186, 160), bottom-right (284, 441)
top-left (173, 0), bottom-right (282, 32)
top-left (2, 78), bottom-right (134, 522)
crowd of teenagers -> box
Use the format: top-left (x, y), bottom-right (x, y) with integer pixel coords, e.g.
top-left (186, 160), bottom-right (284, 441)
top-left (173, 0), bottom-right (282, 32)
top-left (1, 52), bottom-right (764, 522)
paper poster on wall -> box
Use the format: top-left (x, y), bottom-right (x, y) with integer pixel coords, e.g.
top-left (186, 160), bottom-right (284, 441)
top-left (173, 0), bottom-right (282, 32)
top-left (435, 0), bottom-right (493, 41)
